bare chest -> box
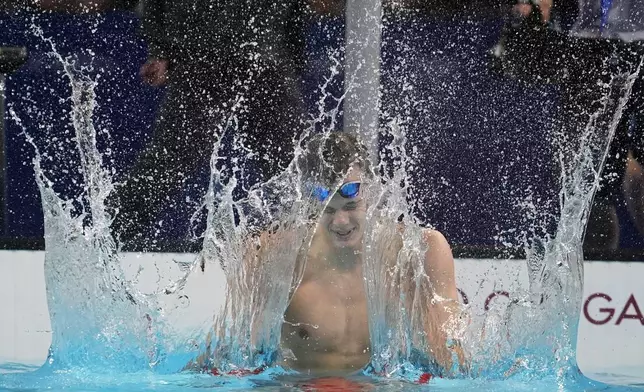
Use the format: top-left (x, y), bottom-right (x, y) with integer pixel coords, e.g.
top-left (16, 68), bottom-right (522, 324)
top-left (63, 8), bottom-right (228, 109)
top-left (281, 274), bottom-right (371, 369)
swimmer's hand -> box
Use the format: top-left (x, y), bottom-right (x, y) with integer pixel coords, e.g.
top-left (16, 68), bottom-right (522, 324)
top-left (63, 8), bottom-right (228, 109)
top-left (424, 300), bottom-right (471, 376)
top-left (140, 58), bottom-right (168, 87)
top-left (512, 0), bottom-right (552, 23)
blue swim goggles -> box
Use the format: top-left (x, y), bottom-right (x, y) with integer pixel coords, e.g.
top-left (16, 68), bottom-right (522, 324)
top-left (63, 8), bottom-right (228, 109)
top-left (310, 181), bottom-right (361, 202)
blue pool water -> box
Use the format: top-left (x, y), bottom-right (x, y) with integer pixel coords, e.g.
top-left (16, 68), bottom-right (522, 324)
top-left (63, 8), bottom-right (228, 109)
top-left (1, 361), bottom-right (644, 391)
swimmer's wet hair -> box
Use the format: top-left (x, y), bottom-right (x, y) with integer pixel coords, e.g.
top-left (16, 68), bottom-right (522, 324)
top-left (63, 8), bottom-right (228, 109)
top-left (298, 132), bottom-right (373, 185)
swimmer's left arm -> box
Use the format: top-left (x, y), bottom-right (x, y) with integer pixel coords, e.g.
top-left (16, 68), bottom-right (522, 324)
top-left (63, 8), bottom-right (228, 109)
top-left (421, 229), bottom-right (470, 375)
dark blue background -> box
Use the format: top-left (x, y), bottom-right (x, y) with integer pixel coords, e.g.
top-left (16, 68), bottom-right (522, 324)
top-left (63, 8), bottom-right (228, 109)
top-left (1, 9), bottom-right (641, 249)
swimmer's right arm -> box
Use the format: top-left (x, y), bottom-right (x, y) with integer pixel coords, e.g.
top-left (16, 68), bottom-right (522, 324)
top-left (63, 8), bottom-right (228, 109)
top-left (189, 228), bottom-right (308, 370)
top-left (244, 228), bottom-right (309, 338)
top-left (185, 233), bottom-right (275, 371)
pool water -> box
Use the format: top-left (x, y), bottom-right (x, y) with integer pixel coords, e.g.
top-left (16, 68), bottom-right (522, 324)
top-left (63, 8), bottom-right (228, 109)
top-left (2, 362), bottom-right (644, 391)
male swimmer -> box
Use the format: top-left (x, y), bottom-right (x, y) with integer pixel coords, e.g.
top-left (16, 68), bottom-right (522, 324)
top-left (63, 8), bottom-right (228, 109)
top-left (280, 132), bottom-right (467, 376)
top-left (194, 132), bottom-right (468, 379)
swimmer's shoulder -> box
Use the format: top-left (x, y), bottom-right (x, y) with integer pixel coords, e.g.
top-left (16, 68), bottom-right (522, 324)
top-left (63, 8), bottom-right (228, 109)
top-left (421, 228), bottom-right (450, 248)
top-left (420, 229), bottom-right (455, 278)
top-left (392, 220), bottom-right (449, 244)
top-left (390, 222), bottom-right (452, 257)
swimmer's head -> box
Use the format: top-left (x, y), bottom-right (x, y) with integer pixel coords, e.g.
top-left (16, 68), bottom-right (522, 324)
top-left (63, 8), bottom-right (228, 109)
top-left (298, 132), bottom-right (373, 250)
top-left (298, 131), bottom-right (373, 187)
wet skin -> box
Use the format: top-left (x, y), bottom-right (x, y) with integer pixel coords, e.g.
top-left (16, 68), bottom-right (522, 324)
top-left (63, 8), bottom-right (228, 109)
top-left (280, 166), bottom-right (465, 375)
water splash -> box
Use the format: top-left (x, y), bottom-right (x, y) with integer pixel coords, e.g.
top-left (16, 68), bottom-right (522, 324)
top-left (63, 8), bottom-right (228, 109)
top-left (463, 53), bottom-right (643, 381)
top-left (354, 19), bottom-right (643, 385)
top-left (188, 133), bottom-right (319, 372)
top-left (9, 28), bottom-right (158, 372)
top-left (6, 13), bottom-right (643, 392)
top-left (158, 47), bottom-right (353, 372)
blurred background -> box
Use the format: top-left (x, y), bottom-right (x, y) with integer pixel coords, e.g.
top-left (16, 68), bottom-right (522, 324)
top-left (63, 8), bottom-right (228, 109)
top-left (1, 0), bottom-right (643, 260)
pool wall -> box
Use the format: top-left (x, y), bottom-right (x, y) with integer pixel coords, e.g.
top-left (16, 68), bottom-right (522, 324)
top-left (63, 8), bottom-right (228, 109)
top-left (0, 250), bottom-right (642, 374)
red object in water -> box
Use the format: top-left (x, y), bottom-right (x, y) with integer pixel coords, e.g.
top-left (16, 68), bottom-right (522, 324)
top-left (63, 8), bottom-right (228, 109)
top-left (417, 372), bottom-right (433, 384)
top-left (300, 377), bottom-right (371, 391)
top-left (208, 366), bottom-right (433, 388)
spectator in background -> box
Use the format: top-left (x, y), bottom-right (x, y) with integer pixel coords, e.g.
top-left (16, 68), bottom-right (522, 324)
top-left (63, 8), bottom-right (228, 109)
top-left (573, 1), bottom-right (644, 251)
top-left (513, 0), bottom-right (644, 251)
top-left (111, 0), bottom-right (309, 250)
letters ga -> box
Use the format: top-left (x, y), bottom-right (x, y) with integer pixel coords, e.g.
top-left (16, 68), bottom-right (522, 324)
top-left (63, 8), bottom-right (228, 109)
top-left (456, 289), bottom-right (643, 326)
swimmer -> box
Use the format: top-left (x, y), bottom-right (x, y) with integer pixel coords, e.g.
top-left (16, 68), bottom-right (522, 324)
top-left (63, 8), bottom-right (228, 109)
top-left (279, 132), bottom-right (467, 376)
top-left (194, 132), bottom-right (468, 378)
